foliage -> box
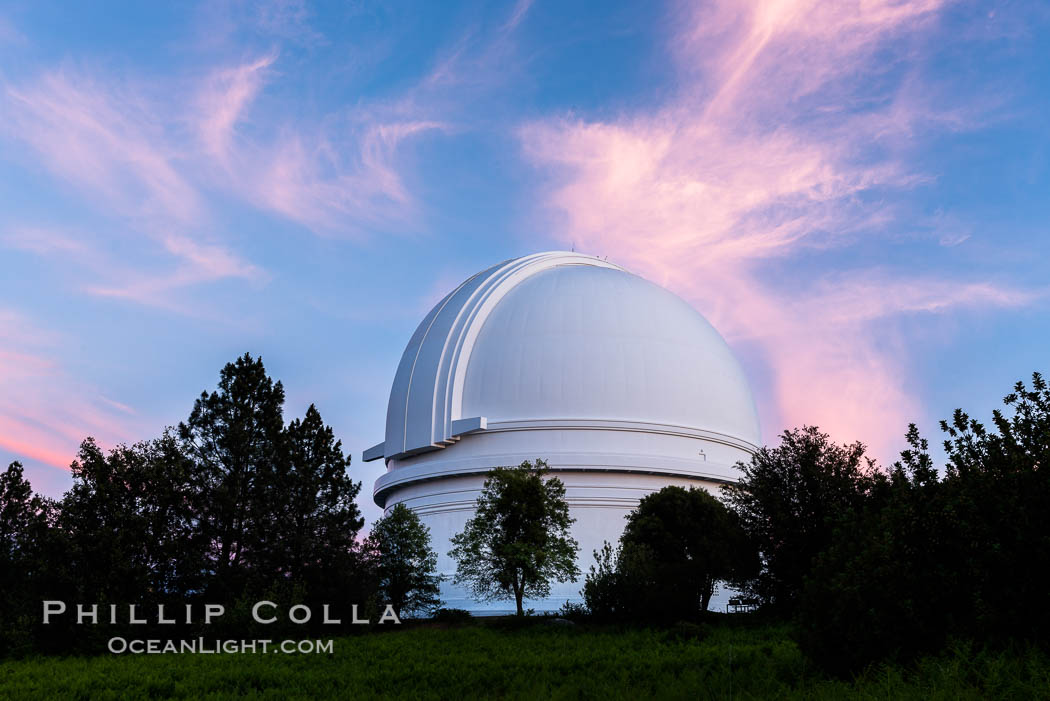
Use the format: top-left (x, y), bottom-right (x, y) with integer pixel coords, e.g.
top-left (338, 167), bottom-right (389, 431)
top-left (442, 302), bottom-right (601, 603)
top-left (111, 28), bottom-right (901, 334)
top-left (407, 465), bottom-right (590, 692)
top-left (60, 433), bottom-right (206, 602)
top-left (619, 486), bottom-right (756, 618)
top-left (0, 462), bottom-right (49, 567)
top-left (581, 541), bottom-right (622, 620)
top-left (450, 460), bottom-right (579, 615)
top-left (177, 352), bottom-right (291, 598)
top-left (430, 608), bottom-right (473, 624)
top-left (1, 353), bottom-right (371, 654)
top-left (176, 353), bottom-right (365, 604)
top-left (0, 461), bottom-right (56, 655)
top-left (800, 373), bottom-right (1050, 673)
top-left (277, 404), bottom-right (365, 606)
top-left (558, 600), bottom-right (588, 621)
top-left (723, 426), bottom-right (877, 614)
top-left (583, 487), bottom-right (756, 622)
top-left (366, 503), bottom-right (442, 618)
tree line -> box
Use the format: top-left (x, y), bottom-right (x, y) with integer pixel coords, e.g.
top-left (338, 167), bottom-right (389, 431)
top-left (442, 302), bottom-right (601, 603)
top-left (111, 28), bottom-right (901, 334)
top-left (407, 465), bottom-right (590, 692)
top-left (3, 354), bottom-right (1049, 674)
top-left (0, 354), bottom-right (440, 655)
top-left (581, 373), bottom-right (1050, 673)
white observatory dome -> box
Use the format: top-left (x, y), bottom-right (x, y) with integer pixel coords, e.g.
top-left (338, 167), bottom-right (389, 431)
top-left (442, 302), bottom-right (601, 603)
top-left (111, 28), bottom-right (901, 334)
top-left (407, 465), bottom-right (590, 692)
top-left (366, 251), bottom-right (760, 612)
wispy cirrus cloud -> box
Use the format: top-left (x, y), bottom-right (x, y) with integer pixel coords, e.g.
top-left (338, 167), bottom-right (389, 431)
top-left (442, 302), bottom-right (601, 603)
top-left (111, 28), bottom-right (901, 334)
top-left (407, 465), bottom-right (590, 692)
top-left (196, 53), bottom-right (278, 165)
top-left (521, 0), bottom-right (1033, 460)
top-left (5, 71), bottom-right (203, 225)
top-left (2, 69), bottom-right (263, 307)
top-left (0, 40), bottom-right (443, 475)
top-left (3, 49), bottom-right (442, 293)
top-left (258, 120), bottom-right (443, 232)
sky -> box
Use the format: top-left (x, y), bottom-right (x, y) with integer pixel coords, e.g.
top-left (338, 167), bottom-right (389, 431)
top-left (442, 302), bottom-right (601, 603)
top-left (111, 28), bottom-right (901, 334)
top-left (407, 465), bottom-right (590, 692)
top-left (1, 0), bottom-right (1048, 525)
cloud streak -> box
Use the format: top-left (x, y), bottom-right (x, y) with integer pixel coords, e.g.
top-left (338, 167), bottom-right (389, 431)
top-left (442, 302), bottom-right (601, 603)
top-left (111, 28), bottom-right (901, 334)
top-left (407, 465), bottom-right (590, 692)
top-left (0, 308), bottom-right (139, 473)
top-left (521, 0), bottom-right (1030, 460)
top-left (3, 49), bottom-right (443, 302)
top-left (6, 72), bottom-right (203, 225)
top-left (0, 41), bottom-right (442, 475)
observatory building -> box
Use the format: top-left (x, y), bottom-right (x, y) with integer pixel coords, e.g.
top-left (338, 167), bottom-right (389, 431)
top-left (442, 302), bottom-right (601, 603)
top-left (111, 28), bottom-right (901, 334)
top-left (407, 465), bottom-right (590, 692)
top-left (365, 251), bottom-right (760, 611)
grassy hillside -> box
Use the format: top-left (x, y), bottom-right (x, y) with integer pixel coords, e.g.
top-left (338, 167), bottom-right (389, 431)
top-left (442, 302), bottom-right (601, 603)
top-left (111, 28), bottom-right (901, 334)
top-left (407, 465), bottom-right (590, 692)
top-left (1, 623), bottom-right (1047, 699)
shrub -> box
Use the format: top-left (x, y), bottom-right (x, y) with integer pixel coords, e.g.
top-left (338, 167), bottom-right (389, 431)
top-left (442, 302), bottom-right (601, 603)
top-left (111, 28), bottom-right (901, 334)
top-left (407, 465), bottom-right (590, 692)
top-left (430, 608), bottom-right (472, 625)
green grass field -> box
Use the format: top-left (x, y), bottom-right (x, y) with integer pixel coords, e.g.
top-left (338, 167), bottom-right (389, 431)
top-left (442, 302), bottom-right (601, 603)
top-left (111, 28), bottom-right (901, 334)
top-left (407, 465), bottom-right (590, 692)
top-left (1, 623), bottom-right (1047, 700)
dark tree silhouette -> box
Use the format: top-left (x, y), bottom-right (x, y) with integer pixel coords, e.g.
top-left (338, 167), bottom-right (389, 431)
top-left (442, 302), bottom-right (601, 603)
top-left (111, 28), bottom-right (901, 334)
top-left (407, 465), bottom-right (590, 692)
top-left (621, 486), bottom-right (755, 616)
top-left (802, 373), bottom-right (1050, 673)
top-left (0, 353), bottom-right (372, 653)
top-left (178, 354), bottom-right (365, 603)
top-left (60, 434), bottom-right (204, 603)
top-left (177, 353), bottom-right (290, 599)
top-left (724, 426), bottom-right (877, 614)
top-left (277, 404), bottom-right (363, 592)
top-left (1, 461), bottom-right (56, 653)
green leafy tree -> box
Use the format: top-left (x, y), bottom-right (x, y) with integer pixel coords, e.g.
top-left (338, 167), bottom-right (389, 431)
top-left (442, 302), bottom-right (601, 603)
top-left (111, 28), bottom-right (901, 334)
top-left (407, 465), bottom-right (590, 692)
top-left (724, 426), bottom-right (876, 614)
top-left (450, 460), bottom-right (579, 615)
top-left (366, 503), bottom-right (441, 618)
top-left (583, 487), bottom-right (756, 622)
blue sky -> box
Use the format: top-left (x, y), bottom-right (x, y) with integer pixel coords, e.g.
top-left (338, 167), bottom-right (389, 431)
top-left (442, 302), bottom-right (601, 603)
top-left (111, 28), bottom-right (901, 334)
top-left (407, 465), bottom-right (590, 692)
top-left (1, 0), bottom-right (1048, 525)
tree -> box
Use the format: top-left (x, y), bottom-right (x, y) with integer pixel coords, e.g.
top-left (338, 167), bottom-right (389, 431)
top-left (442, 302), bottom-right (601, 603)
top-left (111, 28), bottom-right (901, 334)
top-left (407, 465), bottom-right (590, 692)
top-left (277, 404), bottom-right (364, 595)
top-left (1, 461), bottom-right (56, 653)
top-left (1, 462), bottom-right (43, 568)
top-left (450, 460), bottom-right (579, 615)
top-left (59, 434), bottom-right (204, 603)
top-left (724, 426), bottom-right (876, 614)
top-left (936, 373), bottom-right (1050, 642)
top-left (801, 373), bottom-right (1050, 673)
top-left (1, 354), bottom-right (375, 653)
top-left (178, 353), bottom-right (288, 599)
top-left (618, 486), bottom-right (756, 618)
top-left (366, 503), bottom-right (441, 618)
top-left (799, 426), bottom-right (940, 673)
top-left (582, 487), bottom-right (756, 622)
top-left (178, 354), bottom-right (367, 603)
top-left (581, 541), bottom-right (623, 620)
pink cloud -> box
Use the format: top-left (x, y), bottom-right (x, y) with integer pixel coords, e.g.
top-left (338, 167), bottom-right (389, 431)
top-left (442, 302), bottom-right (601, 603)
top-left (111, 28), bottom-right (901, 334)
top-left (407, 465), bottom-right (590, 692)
top-left (2, 71), bottom-right (265, 309)
top-left (251, 120), bottom-right (441, 233)
top-left (3, 51), bottom-right (441, 302)
top-left (196, 53), bottom-right (277, 164)
top-left (521, 0), bottom-right (1030, 461)
top-left (0, 308), bottom-right (140, 472)
top-left (3, 225), bottom-right (262, 314)
top-left (0, 46), bottom-right (443, 475)
top-left (5, 72), bottom-right (202, 224)
top-left (187, 53), bottom-right (443, 233)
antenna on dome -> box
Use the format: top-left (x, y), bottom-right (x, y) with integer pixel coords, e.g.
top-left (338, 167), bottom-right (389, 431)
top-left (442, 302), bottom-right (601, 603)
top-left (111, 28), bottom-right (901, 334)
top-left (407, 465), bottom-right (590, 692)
top-left (571, 242), bottom-right (575, 252)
